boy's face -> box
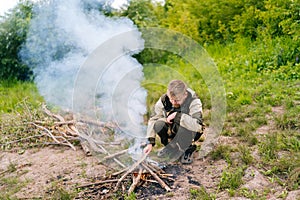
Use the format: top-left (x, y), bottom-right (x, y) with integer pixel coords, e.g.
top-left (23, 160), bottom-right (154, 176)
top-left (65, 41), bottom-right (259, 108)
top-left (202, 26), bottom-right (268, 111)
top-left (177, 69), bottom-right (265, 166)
top-left (167, 90), bottom-right (187, 107)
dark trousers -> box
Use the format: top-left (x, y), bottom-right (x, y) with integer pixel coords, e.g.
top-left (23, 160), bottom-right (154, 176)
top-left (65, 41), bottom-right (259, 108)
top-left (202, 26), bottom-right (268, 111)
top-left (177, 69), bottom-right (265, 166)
top-left (154, 120), bottom-right (201, 147)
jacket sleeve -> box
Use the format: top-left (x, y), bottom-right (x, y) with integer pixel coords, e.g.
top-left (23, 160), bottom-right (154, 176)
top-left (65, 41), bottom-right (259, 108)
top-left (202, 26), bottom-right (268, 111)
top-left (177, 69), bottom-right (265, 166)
top-left (173, 98), bottom-right (203, 132)
top-left (146, 98), bottom-right (166, 145)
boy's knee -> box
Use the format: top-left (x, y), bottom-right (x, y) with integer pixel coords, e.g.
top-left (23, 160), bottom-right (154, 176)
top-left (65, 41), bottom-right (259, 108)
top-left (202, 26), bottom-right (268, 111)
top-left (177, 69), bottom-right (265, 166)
top-left (154, 120), bottom-right (167, 133)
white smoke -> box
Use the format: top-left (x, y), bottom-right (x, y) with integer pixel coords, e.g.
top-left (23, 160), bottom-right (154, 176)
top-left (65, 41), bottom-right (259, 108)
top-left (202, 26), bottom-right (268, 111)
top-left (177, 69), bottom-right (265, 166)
top-left (20, 0), bottom-right (147, 141)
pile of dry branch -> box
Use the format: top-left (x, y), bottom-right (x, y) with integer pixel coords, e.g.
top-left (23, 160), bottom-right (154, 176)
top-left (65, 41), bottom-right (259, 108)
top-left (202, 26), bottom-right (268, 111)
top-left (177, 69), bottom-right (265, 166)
top-left (1, 103), bottom-right (116, 153)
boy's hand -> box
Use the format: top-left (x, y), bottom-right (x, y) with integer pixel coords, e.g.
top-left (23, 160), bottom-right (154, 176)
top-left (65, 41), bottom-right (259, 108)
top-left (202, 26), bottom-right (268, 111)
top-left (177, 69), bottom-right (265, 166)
top-left (167, 112), bottom-right (177, 124)
top-left (143, 144), bottom-right (153, 154)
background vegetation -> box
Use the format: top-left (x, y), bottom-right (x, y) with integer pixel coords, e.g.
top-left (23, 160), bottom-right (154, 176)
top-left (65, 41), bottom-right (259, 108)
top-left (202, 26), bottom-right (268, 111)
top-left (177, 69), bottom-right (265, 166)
top-left (0, 0), bottom-right (299, 199)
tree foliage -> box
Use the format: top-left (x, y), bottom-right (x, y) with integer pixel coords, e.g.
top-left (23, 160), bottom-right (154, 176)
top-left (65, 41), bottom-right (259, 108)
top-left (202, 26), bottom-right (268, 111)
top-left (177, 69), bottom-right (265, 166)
top-left (0, 0), bottom-right (299, 81)
top-left (120, 0), bottom-right (300, 79)
top-left (122, 0), bottom-right (300, 43)
top-left (0, 1), bottom-right (34, 81)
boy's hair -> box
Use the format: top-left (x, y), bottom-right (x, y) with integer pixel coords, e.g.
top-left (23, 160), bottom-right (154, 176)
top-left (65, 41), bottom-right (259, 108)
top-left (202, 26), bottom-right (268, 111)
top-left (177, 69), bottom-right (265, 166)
top-left (167, 80), bottom-right (187, 97)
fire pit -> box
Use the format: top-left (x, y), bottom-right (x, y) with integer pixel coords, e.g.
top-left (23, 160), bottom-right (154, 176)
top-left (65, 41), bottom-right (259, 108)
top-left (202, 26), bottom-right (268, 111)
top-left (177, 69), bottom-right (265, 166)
top-left (77, 153), bottom-right (174, 197)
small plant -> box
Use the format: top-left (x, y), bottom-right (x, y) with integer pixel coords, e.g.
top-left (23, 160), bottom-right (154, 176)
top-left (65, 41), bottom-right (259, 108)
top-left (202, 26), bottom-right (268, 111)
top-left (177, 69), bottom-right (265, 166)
top-left (238, 145), bottom-right (253, 165)
top-left (258, 133), bottom-right (279, 161)
top-left (0, 176), bottom-right (28, 199)
top-left (7, 162), bottom-right (17, 173)
top-left (219, 167), bottom-right (244, 191)
top-left (125, 192), bottom-right (137, 200)
top-left (275, 113), bottom-right (299, 130)
top-left (189, 187), bottom-right (216, 200)
top-left (239, 188), bottom-right (259, 199)
top-left (52, 188), bottom-right (73, 200)
top-left (47, 184), bottom-right (75, 200)
top-left (210, 144), bottom-right (233, 164)
top-left (287, 167), bottom-right (300, 190)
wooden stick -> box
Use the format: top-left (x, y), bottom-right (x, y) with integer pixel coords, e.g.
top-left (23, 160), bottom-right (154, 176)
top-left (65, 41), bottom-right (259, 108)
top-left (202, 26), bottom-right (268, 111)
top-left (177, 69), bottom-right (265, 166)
top-left (93, 140), bottom-right (121, 145)
top-left (115, 154), bottom-right (148, 190)
top-left (33, 120), bottom-right (48, 125)
top-left (96, 142), bottom-right (126, 168)
top-left (76, 129), bottom-right (126, 168)
top-left (143, 161), bottom-right (164, 174)
top-left (103, 149), bottom-right (128, 160)
top-left (112, 167), bottom-right (130, 176)
top-left (56, 136), bottom-right (77, 151)
top-left (30, 122), bottom-right (76, 150)
top-left (42, 104), bottom-right (65, 122)
top-left (30, 122), bottom-right (60, 144)
top-left (54, 121), bottom-right (76, 126)
top-left (141, 162), bottom-right (171, 192)
top-left (145, 179), bottom-right (158, 183)
top-left (1, 134), bottom-right (43, 145)
top-left (128, 167), bottom-right (142, 195)
top-left (78, 119), bottom-right (107, 127)
top-left (66, 124), bottom-right (80, 136)
top-left (76, 179), bottom-right (125, 188)
top-left (80, 140), bottom-right (92, 156)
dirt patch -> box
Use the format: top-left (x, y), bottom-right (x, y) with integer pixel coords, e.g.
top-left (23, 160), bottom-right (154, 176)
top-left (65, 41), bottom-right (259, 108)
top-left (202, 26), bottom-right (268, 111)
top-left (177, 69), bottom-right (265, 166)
top-left (0, 146), bottom-right (106, 199)
top-left (271, 106), bottom-right (285, 115)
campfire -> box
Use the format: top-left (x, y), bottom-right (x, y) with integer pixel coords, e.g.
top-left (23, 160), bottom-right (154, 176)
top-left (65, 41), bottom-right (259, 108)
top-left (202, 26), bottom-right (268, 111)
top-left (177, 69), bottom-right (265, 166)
top-left (77, 152), bottom-right (174, 196)
top-left (12, 104), bottom-right (174, 196)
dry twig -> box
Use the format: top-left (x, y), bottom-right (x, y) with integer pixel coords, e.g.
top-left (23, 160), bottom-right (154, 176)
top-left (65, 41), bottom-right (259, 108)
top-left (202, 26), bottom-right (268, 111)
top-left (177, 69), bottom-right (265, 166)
top-left (128, 167), bottom-right (143, 195)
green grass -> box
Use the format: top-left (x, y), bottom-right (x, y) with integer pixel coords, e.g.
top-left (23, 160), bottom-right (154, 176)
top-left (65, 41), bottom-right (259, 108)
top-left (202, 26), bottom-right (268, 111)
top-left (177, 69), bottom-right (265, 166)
top-left (45, 184), bottom-right (75, 200)
top-left (202, 38), bottom-right (300, 197)
top-left (0, 80), bottom-right (44, 114)
top-left (189, 187), bottom-right (216, 200)
top-left (0, 80), bottom-right (46, 151)
top-left (238, 145), bottom-right (254, 165)
top-left (219, 166), bottom-right (244, 195)
top-left (0, 176), bottom-right (29, 199)
top-left (210, 144), bottom-right (233, 165)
